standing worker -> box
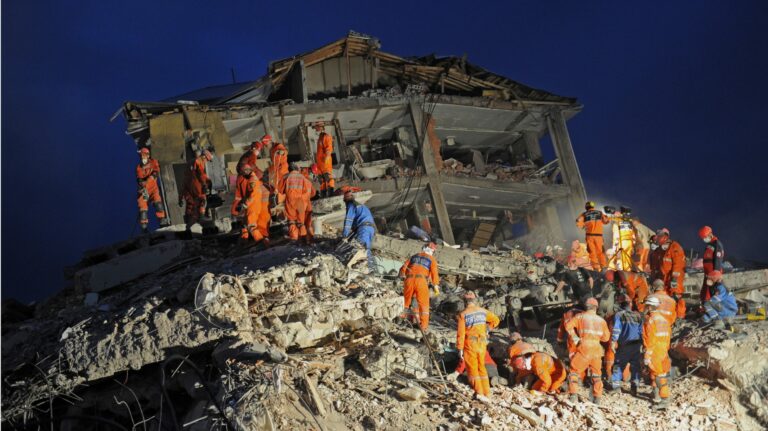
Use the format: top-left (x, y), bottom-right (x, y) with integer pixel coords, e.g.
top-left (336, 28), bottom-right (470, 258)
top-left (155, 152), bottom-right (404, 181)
top-left (557, 303), bottom-right (585, 364)
top-left (554, 257), bottom-right (594, 305)
top-left (399, 242), bottom-right (439, 330)
top-left (646, 279), bottom-right (677, 327)
top-left (456, 291), bottom-right (500, 400)
top-left (315, 124), bottom-right (335, 197)
top-left (575, 201), bottom-right (610, 272)
top-left (268, 140), bottom-right (288, 197)
top-left (136, 147), bottom-right (170, 232)
top-left (342, 191), bottom-right (376, 273)
top-left (655, 229), bottom-right (687, 319)
top-left (632, 218), bottom-right (655, 273)
top-left (513, 352), bottom-right (567, 395)
top-left (642, 296), bottom-right (672, 410)
top-left (608, 295), bottom-right (643, 395)
top-left (700, 271), bottom-right (737, 329)
top-left (179, 149), bottom-right (212, 231)
top-left (698, 226), bottom-right (725, 304)
top-left (609, 207), bottom-right (636, 271)
top-left (280, 163), bottom-right (315, 241)
top-left (564, 297), bottom-right (611, 404)
top-left (240, 168), bottom-right (267, 244)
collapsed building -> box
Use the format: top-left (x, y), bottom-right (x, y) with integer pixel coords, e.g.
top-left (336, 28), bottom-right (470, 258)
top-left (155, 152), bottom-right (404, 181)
top-left (118, 31), bottom-right (585, 248)
top-left (3, 32), bottom-right (768, 430)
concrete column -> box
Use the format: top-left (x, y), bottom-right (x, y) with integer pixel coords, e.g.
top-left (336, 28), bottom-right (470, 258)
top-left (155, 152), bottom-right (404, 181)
top-left (409, 100), bottom-right (456, 245)
top-left (522, 131), bottom-right (543, 163)
top-left (547, 109), bottom-right (587, 218)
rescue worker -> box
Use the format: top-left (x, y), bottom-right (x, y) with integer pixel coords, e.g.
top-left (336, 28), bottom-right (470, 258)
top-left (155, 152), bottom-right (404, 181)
top-left (257, 172), bottom-right (271, 241)
top-left (646, 279), bottom-right (677, 327)
top-left (342, 191), bottom-right (376, 273)
top-left (655, 229), bottom-right (687, 319)
top-left (642, 296), bottom-right (672, 410)
top-left (508, 332), bottom-right (535, 383)
top-left (315, 124), bottom-right (335, 197)
top-left (513, 352), bottom-right (567, 394)
top-left (608, 295), bottom-right (643, 395)
top-left (450, 351), bottom-right (499, 384)
top-left (564, 297), bottom-right (611, 404)
top-left (268, 140), bottom-right (288, 196)
top-left (701, 271), bottom-right (737, 330)
top-left (609, 207), bottom-right (636, 271)
top-left (300, 165), bottom-right (319, 240)
top-left (631, 218), bottom-right (655, 272)
top-left (241, 167), bottom-right (266, 244)
top-left (648, 234), bottom-right (662, 280)
top-left (237, 135), bottom-right (270, 175)
top-left (575, 201), bottom-right (610, 272)
top-left (569, 240), bottom-right (592, 270)
top-left (698, 226), bottom-right (725, 304)
top-left (554, 257), bottom-right (594, 305)
top-left (557, 303), bottom-right (585, 364)
top-left (179, 149), bottom-right (212, 230)
top-left (136, 147), bottom-right (169, 232)
top-left (280, 163), bottom-right (315, 241)
top-left (399, 242), bottom-right (440, 330)
top-left (456, 291), bottom-right (500, 399)
top-left (231, 163), bottom-right (255, 237)
top-left (623, 271), bottom-right (650, 312)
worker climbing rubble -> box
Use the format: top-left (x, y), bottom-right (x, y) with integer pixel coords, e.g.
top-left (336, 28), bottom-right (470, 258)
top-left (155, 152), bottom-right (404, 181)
top-left (564, 297), bottom-right (610, 404)
top-left (399, 242), bottom-right (440, 330)
top-left (456, 291), bottom-right (500, 400)
top-left (575, 201), bottom-right (610, 272)
top-left (698, 225), bottom-right (725, 304)
top-left (280, 163), bottom-right (315, 242)
top-left (608, 294), bottom-right (643, 395)
top-left (700, 270), bottom-right (737, 329)
top-left (513, 351), bottom-right (567, 395)
top-left (179, 149), bottom-right (212, 231)
top-left (653, 228), bottom-right (687, 319)
top-left (342, 190), bottom-right (376, 273)
top-left (135, 147), bottom-right (169, 232)
top-left (642, 295), bottom-right (672, 410)
top-left (315, 123), bottom-right (335, 197)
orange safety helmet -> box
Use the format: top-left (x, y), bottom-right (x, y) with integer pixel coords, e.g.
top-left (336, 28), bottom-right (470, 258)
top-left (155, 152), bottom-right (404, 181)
top-left (261, 134), bottom-right (272, 145)
top-left (139, 147), bottom-right (150, 156)
top-left (311, 163), bottom-right (320, 175)
top-left (585, 297), bottom-right (599, 308)
top-left (698, 226), bottom-right (713, 239)
top-left (241, 163), bottom-right (253, 173)
top-left (706, 270), bottom-right (723, 281)
top-left (512, 356), bottom-right (527, 371)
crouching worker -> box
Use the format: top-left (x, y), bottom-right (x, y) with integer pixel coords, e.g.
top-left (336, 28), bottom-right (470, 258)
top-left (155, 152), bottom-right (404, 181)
top-left (507, 332), bottom-right (535, 385)
top-left (701, 271), bottom-right (737, 330)
top-left (512, 352), bottom-right (567, 395)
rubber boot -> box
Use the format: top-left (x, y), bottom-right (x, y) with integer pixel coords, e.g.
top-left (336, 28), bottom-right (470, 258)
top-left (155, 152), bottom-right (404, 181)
top-left (653, 397), bottom-right (669, 410)
top-left (652, 386), bottom-right (660, 404)
top-left (630, 382), bottom-right (638, 397)
top-left (141, 224), bottom-right (149, 234)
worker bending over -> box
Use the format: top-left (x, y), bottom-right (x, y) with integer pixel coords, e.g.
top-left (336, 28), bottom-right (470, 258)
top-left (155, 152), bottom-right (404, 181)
top-left (513, 352), bottom-right (567, 395)
top-left (608, 294), bottom-right (643, 395)
top-left (700, 271), bottom-right (737, 329)
top-left (507, 332), bottom-right (535, 383)
top-left (698, 226), bottom-right (725, 304)
top-left (237, 135), bottom-right (269, 175)
top-left (642, 296), bottom-right (672, 410)
top-left (280, 163), bottom-right (315, 242)
top-left (232, 164), bottom-right (269, 241)
top-left (399, 242), bottom-right (439, 330)
top-left (654, 229), bottom-right (687, 319)
top-left (575, 201), bottom-right (610, 272)
top-left (565, 297), bottom-right (610, 404)
top-left (342, 191), bottom-right (376, 273)
top-left (456, 291), bottom-right (500, 400)
top-left (136, 147), bottom-right (169, 232)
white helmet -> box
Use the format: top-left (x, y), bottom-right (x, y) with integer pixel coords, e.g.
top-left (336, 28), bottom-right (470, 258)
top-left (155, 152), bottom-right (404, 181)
top-left (644, 297), bottom-right (660, 307)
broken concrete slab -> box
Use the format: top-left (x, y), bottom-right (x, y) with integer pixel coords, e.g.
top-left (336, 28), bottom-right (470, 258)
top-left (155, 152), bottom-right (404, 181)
top-left (74, 240), bottom-right (186, 292)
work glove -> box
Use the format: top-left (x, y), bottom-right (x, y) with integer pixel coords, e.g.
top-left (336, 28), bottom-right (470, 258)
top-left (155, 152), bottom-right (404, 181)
top-left (458, 350), bottom-right (464, 360)
top-left (432, 285), bottom-right (440, 296)
top-left (671, 293), bottom-right (680, 302)
top-left (203, 186), bottom-right (210, 195)
top-left (446, 371), bottom-right (459, 382)
top-left (141, 189), bottom-right (149, 201)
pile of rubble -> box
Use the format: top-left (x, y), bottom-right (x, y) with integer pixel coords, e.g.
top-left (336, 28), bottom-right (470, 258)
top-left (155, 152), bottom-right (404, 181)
top-left (2, 234), bottom-right (766, 430)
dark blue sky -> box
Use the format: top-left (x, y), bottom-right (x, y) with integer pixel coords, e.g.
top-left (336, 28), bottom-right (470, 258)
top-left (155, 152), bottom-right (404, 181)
top-left (4, 1), bottom-right (768, 302)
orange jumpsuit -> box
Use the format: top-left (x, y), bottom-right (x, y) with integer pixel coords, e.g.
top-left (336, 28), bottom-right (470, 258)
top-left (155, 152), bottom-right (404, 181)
top-left (316, 132), bottom-right (335, 192)
top-left (242, 175), bottom-right (265, 242)
top-left (660, 240), bottom-right (686, 319)
top-left (237, 149), bottom-right (263, 177)
top-left (457, 304), bottom-right (500, 396)
top-left (530, 352), bottom-right (567, 393)
top-left (280, 170), bottom-right (314, 240)
top-left (268, 143), bottom-right (288, 193)
top-left (399, 252), bottom-right (439, 330)
top-left (508, 340), bottom-right (535, 382)
top-left (258, 183), bottom-right (271, 238)
top-left (136, 158), bottom-right (166, 226)
top-left (231, 174), bottom-right (250, 237)
top-left (557, 307), bottom-right (583, 360)
top-left (181, 157), bottom-right (209, 225)
top-left (643, 310), bottom-right (672, 400)
top-left (646, 290), bottom-right (677, 327)
top-left (623, 272), bottom-right (650, 312)
top-left (301, 169), bottom-right (318, 240)
top-left (633, 222), bottom-right (654, 272)
top-left (565, 309), bottom-right (611, 398)
top-left (576, 209), bottom-right (610, 271)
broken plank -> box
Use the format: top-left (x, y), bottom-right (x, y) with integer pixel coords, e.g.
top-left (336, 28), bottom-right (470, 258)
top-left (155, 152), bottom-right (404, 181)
top-left (302, 374), bottom-right (327, 417)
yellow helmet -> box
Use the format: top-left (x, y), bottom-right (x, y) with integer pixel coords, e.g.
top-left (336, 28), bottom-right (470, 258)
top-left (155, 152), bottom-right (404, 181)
top-left (585, 201), bottom-right (596, 210)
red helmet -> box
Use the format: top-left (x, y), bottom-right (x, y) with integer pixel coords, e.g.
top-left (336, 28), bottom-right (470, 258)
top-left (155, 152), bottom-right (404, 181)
top-left (512, 356), bottom-right (526, 370)
top-left (241, 163), bottom-right (253, 172)
top-left (139, 148), bottom-right (150, 156)
top-left (585, 297), bottom-right (599, 308)
top-left (604, 270), bottom-right (615, 282)
top-left (311, 163), bottom-right (320, 175)
top-left (261, 134), bottom-right (272, 144)
top-left (698, 226), bottom-right (713, 239)
top-left (706, 270), bottom-right (723, 281)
